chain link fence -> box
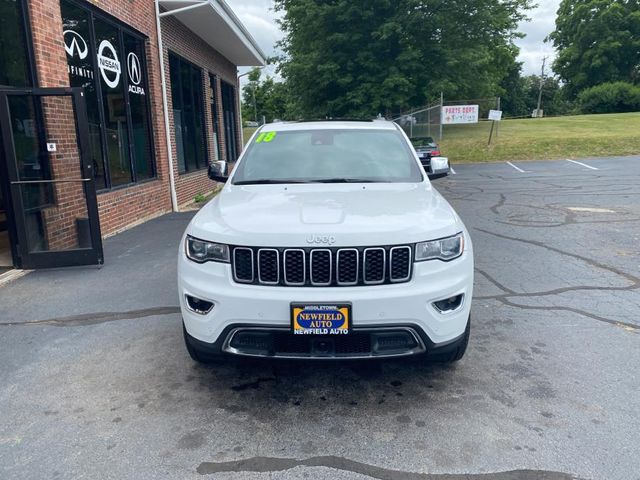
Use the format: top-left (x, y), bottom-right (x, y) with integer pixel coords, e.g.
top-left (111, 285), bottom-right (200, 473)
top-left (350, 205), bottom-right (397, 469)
top-left (392, 97), bottom-right (501, 141)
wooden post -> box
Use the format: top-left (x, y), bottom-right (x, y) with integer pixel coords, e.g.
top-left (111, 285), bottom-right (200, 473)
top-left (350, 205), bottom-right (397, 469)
top-left (488, 121), bottom-right (495, 146)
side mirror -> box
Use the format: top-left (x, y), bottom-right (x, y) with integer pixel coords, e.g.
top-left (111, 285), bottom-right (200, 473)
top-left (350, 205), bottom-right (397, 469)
top-left (208, 161), bottom-right (228, 183)
top-left (427, 156), bottom-right (450, 179)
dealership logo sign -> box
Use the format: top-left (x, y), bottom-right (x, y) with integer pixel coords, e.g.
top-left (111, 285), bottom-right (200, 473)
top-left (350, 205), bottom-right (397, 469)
top-left (127, 52), bottom-right (145, 95)
top-left (63, 30), bottom-right (88, 59)
top-left (97, 40), bottom-right (121, 89)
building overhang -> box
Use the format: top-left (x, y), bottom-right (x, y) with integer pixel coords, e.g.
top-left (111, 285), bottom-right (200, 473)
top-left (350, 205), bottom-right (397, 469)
top-left (159, 0), bottom-right (267, 67)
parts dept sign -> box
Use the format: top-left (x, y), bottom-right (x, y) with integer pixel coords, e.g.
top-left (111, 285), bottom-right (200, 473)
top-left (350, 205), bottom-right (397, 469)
top-left (441, 105), bottom-right (479, 124)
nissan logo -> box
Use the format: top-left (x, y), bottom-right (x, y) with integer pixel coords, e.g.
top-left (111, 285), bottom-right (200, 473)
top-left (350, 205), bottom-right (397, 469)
top-left (63, 30), bottom-right (88, 60)
top-left (127, 52), bottom-right (141, 86)
top-left (97, 39), bottom-right (121, 89)
top-left (306, 235), bottom-right (336, 245)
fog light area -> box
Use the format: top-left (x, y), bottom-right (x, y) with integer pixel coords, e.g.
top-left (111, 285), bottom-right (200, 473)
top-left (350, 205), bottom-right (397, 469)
top-left (185, 295), bottom-right (214, 315)
top-left (433, 294), bottom-right (464, 313)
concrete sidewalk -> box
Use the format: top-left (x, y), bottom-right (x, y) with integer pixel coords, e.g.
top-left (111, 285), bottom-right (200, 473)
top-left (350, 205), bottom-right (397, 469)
top-left (0, 212), bottom-right (195, 324)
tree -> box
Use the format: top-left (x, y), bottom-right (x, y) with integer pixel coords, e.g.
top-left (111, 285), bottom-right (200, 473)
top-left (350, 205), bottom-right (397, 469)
top-left (273, 0), bottom-right (533, 118)
top-left (499, 62), bottom-right (529, 117)
top-left (549, 0), bottom-right (640, 98)
top-left (241, 68), bottom-right (290, 123)
top-left (522, 75), bottom-right (569, 116)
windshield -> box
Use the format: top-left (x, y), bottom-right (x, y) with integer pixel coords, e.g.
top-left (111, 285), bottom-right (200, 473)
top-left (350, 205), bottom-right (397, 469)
top-left (410, 137), bottom-right (436, 147)
top-left (232, 129), bottom-right (423, 184)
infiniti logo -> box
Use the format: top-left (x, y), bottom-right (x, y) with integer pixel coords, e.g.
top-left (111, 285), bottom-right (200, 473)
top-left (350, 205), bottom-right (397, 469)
top-left (63, 30), bottom-right (88, 60)
top-left (306, 234), bottom-right (336, 245)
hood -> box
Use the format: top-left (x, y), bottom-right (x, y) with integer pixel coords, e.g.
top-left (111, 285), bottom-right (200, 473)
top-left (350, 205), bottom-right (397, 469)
top-left (187, 182), bottom-right (462, 247)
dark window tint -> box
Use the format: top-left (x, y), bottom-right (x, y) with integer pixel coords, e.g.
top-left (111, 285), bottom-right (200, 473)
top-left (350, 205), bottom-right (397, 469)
top-left (123, 34), bottom-right (153, 180)
top-left (221, 81), bottom-right (238, 161)
top-left (0, 0), bottom-right (32, 87)
top-left (169, 53), bottom-right (207, 173)
top-left (61, 0), bottom-right (106, 189)
top-left (209, 75), bottom-right (222, 161)
top-left (7, 95), bottom-right (53, 209)
top-left (60, 0), bottom-right (156, 190)
top-left (94, 18), bottom-right (131, 187)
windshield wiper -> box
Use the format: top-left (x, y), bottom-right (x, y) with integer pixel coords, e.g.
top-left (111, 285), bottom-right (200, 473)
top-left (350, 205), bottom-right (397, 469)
top-left (233, 179), bottom-right (310, 185)
top-left (309, 178), bottom-right (381, 183)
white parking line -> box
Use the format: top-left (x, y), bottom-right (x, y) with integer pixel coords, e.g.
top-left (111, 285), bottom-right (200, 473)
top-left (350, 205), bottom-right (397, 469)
top-left (566, 159), bottom-right (599, 170)
top-left (450, 167), bottom-right (456, 175)
top-left (506, 161), bottom-right (526, 173)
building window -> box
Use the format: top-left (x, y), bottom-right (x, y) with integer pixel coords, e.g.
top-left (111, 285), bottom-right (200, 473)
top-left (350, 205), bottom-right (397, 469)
top-left (60, 0), bottom-right (155, 190)
top-left (169, 53), bottom-right (207, 174)
top-left (0, 0), bottom-right (35, 87)
top-left (221, 80), bottom-right (239, 162)
top-left (209, 74), bottom-right (221, 161)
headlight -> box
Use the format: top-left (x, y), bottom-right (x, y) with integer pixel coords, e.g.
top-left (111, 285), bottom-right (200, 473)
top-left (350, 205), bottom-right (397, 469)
top-left (185, 236), bottom-right (230, 263)
top-left (415, 233), bottom-right (464, 262)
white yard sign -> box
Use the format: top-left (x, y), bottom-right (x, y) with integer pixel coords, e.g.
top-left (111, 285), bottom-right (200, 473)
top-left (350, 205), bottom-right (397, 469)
top-left (442, 105), bottom-right (479, 124)
top-left (488, 109), bottom-right (503, 121)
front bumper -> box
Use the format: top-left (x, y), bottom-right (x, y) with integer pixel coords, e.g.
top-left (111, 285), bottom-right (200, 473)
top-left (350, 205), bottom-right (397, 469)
top-left (178, 245), bottom-right (473, 358)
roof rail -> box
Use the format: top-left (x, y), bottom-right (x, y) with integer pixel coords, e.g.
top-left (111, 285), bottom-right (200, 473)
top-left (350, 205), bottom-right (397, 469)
top-left (295, 118), bottom-right (378, 123)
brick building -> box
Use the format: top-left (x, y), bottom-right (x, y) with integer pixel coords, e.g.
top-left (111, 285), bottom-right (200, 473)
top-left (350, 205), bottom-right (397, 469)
top-left (0, 0), bottom-right (265, 271)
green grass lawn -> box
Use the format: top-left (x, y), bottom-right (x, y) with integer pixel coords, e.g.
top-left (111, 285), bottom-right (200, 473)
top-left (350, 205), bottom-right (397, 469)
top-left (243, 112), bottom-right (640, 163)
top-left (439, 112), bottom-right (640, 163)
top-left (243, 127), bottom-right (258, 145)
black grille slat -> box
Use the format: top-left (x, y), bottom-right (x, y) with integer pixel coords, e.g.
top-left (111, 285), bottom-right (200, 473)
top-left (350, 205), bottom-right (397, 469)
top-left (390, 247), bottom-right (411, 282)
top-left (233, 248), bottom-right (254, 283)
top-left (364, 248), bottom-right (385, 284)
top-left (284, 250), bottom-right (305, 285)
top-left (337, 249), bottom-right (358, 285)
top-left (258, 249), bottom-right (279, 284)
top-left (311, 250), bottom-right (332, 285)
top-left (231, 245), bottom-right (412, 287)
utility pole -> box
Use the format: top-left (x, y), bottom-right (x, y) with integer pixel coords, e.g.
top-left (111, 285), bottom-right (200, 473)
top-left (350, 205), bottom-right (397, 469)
top-left (535, 56), bottom-right (547, 118)
top-left (252, 84), bottom-right (257, 123)
top-left (439, 92), bottom-right (444, 140)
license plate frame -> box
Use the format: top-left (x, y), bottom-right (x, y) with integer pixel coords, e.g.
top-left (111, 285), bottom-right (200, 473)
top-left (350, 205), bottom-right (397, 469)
top-left (291, 303), bottom-right (352, 335)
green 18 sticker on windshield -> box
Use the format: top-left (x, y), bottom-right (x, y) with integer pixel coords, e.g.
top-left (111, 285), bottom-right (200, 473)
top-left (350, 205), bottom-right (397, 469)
top-left (255, 131), bottom-right (277, 143)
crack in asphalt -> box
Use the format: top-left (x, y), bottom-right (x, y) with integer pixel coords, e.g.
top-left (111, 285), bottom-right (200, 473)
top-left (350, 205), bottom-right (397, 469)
top-left (473, 230), bottom-right (640, 331)
top-left (196, 456), bottom-right (584, 479)
top-left (474, 228), bottom-right (640, 285)
top-left (0, 307), bottom-right (180, 327)
top-left (490, 193), bottom-right (507, 215)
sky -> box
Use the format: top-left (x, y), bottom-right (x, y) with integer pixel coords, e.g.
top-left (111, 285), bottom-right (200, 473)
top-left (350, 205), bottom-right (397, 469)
top-left (227, 0), bottom-right (561, 80)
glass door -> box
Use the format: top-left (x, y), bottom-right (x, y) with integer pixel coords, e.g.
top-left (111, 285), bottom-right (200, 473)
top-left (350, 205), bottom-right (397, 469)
top-left (0, 87), bottom-right (103, 269)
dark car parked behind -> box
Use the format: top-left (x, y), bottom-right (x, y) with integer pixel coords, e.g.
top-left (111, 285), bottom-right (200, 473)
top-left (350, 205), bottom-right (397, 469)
top-left (410, 136), bottom-right (450, 178)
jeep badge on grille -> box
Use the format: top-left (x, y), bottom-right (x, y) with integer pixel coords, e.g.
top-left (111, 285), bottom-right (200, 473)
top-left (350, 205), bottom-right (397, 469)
top-left (306, 234), bottom-right (336, 245)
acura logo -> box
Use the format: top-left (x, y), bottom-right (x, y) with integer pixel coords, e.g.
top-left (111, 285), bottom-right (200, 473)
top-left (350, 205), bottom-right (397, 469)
top-left (306, 234), bottom-right (336, 245)
top-left (63, 30), bottom-right (88, 60)
top-left (127, 52), bottom-right (141, 85)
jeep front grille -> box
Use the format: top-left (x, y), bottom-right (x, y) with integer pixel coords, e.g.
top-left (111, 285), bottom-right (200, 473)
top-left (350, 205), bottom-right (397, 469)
top-left (231, 245), bottom-right (413, 287)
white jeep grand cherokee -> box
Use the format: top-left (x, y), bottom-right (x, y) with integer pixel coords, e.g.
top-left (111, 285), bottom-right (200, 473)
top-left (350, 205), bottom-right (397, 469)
top-left (178, 120), bottom-right (473, 363)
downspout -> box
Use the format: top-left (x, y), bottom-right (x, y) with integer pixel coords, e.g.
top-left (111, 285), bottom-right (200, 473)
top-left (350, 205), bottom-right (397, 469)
top-left (155, 0), bottom-right (179, 212)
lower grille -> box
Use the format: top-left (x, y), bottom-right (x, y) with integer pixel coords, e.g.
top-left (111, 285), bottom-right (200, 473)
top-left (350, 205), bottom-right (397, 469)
top-left (231, 245), bottom-right (413, 287)
top-left (225, 328), bottom-right (425, 358)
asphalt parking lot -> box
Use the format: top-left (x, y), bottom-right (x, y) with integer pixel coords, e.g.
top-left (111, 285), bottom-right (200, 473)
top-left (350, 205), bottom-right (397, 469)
top-left (1, 156), bottom-right (639, 480)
